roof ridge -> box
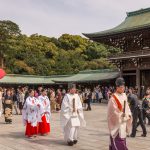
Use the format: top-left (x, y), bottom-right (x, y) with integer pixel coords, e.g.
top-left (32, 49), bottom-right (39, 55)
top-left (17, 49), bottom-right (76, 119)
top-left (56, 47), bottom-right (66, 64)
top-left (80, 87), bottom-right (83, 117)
top-left (127, 7), bottom-right (150, 17)
top-left (79, 69), bottom-right (118, 74)
top-left (5, 74), bottom-right (71, 78)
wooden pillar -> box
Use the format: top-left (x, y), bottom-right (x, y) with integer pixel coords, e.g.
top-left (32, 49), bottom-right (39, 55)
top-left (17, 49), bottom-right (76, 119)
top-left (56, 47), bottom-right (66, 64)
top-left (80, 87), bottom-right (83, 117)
top-left (118, 60), bottom-right (123, 77)
top-left (120, 69), bottom-right (123, 77)
top-left (136, 68), bottom-right (140, 98)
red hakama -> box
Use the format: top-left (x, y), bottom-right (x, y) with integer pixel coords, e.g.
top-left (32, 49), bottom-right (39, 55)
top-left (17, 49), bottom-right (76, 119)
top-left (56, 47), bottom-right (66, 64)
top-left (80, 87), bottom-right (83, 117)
top-left (25, 121), bottom-right (38, 137)
top-left (38, 115), bottom-right (50, 135)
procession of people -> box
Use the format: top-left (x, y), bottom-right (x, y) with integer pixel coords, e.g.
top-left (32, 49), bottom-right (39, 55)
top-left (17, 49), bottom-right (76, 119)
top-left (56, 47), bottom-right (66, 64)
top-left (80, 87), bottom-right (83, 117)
top-left (0, 78), bottom-right (150, 149)
top-left (0, 83), bottom-right (86, 146)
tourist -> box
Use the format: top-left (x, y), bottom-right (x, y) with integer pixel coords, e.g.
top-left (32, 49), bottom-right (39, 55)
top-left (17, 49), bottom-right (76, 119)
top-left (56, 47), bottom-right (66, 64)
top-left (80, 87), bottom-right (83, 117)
top-left (125, 86), bottom-right (129, 94)
top-left (86, 89), bottom-right (92, 111)
top-left (82, 90), bottom-right (87, 109)
top-left (11, 89), bottom-right (19, 115)
top-left (104, 87), bottom-right (109, 100)
top-left (3, 89), bottom-right (13, 124)
top-left (50, 88), bottom-right (56, 112)
top-left (78, 90), bottom-right (84, 105)
top-left (128, 87), bottom-right (147, 137)
top-left (95, 87), bottom-right (99, 103)
top-left (18, 88), bottom-right (25, 115)
top-left (140, 86), bottom-right (145, 99)
top-left (98, 89), bottom-right (103, 103)
top-left (24, 86), bottom-right (29, 100)
top-left (107, 77), bottom-right (132, 150)
top-left (37, 86), bottom-right (43, 96)
top-left (38, 89), bottom-right (51, 135)
top-left (60, 83), bottom-right (86, 146)
top-left (56, 89), bottom-right (62, 111)
top-left (141, 89), bottom-right (150, 125)
top-left (0, 87), bottom-right (3, 117)
top-left (92, 89), bottom-right (96, 103)
top-left (22, 89), bottom-right (39, 138)
top-left (62, 89), bottom-right (66, 98)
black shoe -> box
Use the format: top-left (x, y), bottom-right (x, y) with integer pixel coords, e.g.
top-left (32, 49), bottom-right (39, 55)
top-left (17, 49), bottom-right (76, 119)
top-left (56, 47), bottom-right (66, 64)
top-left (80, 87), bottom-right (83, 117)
top-left (141, 134), bottom-right (146, 137)
top-left (130, 134), bottom-right (135, 137)
top-left (73, 140), bottom-right (78, 144)
top-left (67, 141), bottom-right (74, 146)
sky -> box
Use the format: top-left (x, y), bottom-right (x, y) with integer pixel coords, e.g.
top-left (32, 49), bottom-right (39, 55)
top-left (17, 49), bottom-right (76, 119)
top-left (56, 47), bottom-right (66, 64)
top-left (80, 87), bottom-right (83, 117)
top-left (0, 0), bottom-right (149, 38)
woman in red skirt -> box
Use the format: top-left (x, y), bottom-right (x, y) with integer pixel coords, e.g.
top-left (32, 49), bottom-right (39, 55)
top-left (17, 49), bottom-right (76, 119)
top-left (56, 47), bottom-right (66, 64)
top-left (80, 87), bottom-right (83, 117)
top-left (22, 89), bottom-right (40, 138)
top-left (38, 89), bottom-right (51, 135)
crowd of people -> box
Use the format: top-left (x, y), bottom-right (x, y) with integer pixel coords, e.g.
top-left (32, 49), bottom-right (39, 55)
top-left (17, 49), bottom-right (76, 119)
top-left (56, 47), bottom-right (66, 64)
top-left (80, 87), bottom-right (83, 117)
top-left (0, 81), bottom-right (150, 148)
top-left (0, 85), bottom-right (113, 119)
top-left (0, 84), bottom-right (149, 119)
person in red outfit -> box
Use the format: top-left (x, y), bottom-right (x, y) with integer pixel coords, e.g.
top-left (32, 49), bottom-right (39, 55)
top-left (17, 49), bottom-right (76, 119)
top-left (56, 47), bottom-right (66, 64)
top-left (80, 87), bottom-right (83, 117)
top-left (22, 89), bottom-right (40, 138)
top-left (38, 89), bottom-right (51, 135)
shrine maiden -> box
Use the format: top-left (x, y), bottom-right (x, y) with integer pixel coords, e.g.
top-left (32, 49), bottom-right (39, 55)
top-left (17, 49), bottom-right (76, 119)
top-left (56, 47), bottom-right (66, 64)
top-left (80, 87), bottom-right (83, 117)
top-left (22, 89), bottom-right (40, 138)
top-left (38, 89), bottom-right (51, 135)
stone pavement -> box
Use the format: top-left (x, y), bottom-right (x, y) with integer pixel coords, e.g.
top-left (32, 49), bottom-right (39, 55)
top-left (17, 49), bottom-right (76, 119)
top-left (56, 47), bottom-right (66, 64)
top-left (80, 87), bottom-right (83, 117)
top-left (0, 104), bottom-right (150, 150)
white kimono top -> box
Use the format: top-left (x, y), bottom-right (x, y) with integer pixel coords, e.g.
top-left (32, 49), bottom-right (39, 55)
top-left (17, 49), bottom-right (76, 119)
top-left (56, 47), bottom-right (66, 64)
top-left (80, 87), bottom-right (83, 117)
top-left (38, 95), bottom-right (51, 123)
top-left (60, 93), bottom-right (86, 129)
top-left (22, 96), bottom-right (40, 127)
top-left (107, 92), bottom-right (132, 138)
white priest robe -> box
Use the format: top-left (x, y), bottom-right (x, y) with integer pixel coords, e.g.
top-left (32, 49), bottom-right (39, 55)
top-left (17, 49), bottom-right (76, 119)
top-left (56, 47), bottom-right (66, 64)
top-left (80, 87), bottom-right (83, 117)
top-left (60, 93), bottom-right (86, 142)
top-left (107, 92), bottom-right (132, 139)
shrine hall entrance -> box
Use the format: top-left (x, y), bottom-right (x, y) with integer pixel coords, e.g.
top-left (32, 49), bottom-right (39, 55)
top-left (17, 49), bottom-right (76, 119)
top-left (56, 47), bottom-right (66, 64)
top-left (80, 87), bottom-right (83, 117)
top-left (123, 69), bottom-right (150, 89)
top-left (141, 70), bottom-right (150, 88)
top-left (123, 75), bottom-right (136, 88)
top-left (122, 70), bottom-right (136, 87)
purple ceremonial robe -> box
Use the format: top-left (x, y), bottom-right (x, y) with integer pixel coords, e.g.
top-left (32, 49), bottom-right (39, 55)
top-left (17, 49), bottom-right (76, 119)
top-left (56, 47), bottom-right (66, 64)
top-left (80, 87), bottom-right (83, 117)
top-left (109, 134), bottom-right (128, 150)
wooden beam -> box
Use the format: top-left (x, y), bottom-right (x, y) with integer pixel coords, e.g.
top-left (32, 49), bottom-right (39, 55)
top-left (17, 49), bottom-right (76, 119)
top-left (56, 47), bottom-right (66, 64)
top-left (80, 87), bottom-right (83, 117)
top-left (122, 73), bottom-right (136, 76)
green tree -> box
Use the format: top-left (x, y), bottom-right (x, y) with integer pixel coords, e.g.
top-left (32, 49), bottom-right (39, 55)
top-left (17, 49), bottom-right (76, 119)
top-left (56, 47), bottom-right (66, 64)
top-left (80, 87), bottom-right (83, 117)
top-left (0, 20), bottom-right (121, 75)
top-left (0, 20), bottom-right (21, 68)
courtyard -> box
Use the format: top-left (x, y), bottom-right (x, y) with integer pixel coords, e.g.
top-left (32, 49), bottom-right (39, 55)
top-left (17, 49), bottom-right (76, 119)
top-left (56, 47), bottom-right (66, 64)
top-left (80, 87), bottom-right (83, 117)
top-left (0, 104), bottom-right (150, 150)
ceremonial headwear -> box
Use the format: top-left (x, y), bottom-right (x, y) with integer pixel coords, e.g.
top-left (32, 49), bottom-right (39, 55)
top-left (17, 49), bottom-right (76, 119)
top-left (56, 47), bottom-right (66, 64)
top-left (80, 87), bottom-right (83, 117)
top-left (115, 77), bottom-right (125, 87)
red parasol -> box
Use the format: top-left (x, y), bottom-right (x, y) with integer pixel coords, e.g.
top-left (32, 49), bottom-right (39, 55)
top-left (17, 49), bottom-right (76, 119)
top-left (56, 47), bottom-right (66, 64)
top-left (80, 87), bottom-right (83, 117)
top-left (0, 69), bottom-right (6, 79)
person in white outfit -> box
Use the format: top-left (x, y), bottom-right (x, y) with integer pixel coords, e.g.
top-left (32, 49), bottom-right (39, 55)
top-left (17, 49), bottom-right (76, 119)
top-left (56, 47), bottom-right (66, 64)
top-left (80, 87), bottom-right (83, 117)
top-left (22, 89), bottom-right (40, 138)
top-left (60, 83), bottom-right (86, 146)
top-left (38, 89), bottom-right (51, 135)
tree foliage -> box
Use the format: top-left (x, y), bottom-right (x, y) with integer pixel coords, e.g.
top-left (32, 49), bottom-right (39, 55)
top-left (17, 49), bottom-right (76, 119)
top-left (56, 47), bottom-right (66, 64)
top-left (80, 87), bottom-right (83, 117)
top-left (0, 20), bottom-right (120, 75)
